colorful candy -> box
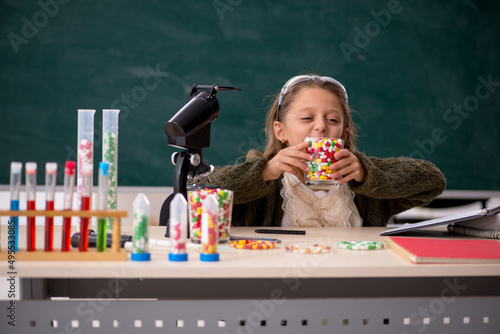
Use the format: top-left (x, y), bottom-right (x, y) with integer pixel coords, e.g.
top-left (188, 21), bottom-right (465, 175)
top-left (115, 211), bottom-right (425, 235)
top-left (337, 241), bottom-right (384, 250)
top-left (169, 193), bottom-right (188, 261)
top-left (200, 194), bottom-right (219, 262)
top-left (188, 188), bottom-right (233, 243)
top-left (284, 243), bottom-right (332, 254)
top-left (303, 137), bottom-right (344, 187)
top-left (230, 240), bottom-right (277, 250)
top-left (133, 212), bottom-right (148, 252)
top-left (77, 139), bottom-right (93, 206)
top-left (77, 109), bottom-right (95, 223)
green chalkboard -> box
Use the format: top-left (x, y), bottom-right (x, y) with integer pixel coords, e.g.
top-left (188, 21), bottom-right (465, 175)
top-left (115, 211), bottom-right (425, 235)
top-left (1, 0), bottom-right (499, 190)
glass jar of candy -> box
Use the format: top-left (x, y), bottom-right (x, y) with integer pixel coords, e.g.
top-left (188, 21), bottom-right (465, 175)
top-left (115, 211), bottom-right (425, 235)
top-left (303, 137), bottom-right (344, 190)
top-left (188, 188), bottom-right (233, 244)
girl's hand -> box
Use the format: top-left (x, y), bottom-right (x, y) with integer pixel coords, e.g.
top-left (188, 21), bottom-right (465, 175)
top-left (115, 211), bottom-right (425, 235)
top-left (263, 141), bottom-right (312, 181)
top-left (330, 149), bottom-right (367, 184)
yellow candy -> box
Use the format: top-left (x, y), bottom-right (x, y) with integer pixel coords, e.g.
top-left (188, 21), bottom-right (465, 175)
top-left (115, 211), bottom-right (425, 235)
top-left (319, 175), bottom-right (328, 180)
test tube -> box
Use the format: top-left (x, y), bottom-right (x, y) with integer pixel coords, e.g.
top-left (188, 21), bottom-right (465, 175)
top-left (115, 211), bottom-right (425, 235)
top-left (77, 109), bottom-right (95, 213)
top-left (61, 161), bottom-right (76, 251)
top-left (200, 194), bottom-right (220, 262)
top-left (96, 162), bottom-right (109, 252)
top-left (169, 193), bottom-right (188, 262)
top-left (9, 162), bottom-right (22, 252)
top-left (79, 163), bottom-right (93, 252)
top-left (25, 162), bottom-right (37, 252)
top-left (102, 109), bottom-right (120, 230)
top-left (131, 193), bottom-right (151, 261)
top-left (44, 162), bottom-right (57, 252)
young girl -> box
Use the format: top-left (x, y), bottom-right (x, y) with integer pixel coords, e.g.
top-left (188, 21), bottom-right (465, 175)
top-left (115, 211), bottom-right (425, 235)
top-left (199, 74), bottom-right (446, 227)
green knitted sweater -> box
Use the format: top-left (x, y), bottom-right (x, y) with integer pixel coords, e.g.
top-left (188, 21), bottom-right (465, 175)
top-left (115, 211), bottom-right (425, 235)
top-left (196, 151), bottom-right (446, 227)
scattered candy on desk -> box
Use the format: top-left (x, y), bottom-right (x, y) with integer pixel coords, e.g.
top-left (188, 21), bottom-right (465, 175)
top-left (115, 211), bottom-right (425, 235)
top-left (337, 241), bottom-right (384, 250)
top-left (230, 240), bottom-right (277, 250)
top-left (284, 243), bottom-right (332, 254)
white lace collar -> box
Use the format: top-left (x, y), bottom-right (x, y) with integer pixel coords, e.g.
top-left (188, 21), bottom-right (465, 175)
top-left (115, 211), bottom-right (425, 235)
top-left (280, 172), bottom-right (363, 227)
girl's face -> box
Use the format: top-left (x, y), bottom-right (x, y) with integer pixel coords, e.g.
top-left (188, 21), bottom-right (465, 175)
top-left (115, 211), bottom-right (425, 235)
top-left (274, 87), bottom-right (346, 147)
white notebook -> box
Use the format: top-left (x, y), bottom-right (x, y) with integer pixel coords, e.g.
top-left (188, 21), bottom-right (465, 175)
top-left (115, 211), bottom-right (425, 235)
top-left (380, 205), bottom-right (500, 236)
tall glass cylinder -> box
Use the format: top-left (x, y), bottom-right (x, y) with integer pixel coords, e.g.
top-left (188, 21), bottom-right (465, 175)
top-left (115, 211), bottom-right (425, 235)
top-left (102, 109), bottom-right (120, 229)
top-left (77, 109), bottom-right (95, 212)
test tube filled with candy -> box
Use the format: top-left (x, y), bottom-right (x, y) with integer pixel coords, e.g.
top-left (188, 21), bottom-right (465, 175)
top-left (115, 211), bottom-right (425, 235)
top-left (10, 162), bottom-right (22, 252)
top-left (79, 163), bottom-right (93, 252)
top-left (44, 162), bottom-right (57, 251)
top-left (200, 194), bottom-right (219, 262)
top-left (25, 162), bottom-right (37, 252)
top-left (61, 161), bottom-right (76, 251)
top-left (131, 193), bottom-right (151, 261)
top-left (77, 109), bottom-right (95, 212)
top-left (96, 162), bottom-right (109, 252)
top-left (102, 109), bottom-right (120, 229)
top-left (169, 193), bottom-right (188, 262)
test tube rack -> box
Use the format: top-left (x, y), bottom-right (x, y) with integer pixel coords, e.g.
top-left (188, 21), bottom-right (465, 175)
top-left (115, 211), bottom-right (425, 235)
top-left (0, 209), bottom-right (128, 261)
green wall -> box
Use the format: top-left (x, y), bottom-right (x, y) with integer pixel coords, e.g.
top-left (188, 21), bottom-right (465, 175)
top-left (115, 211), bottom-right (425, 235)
top-left (1, 0), bottom-right (499, 190)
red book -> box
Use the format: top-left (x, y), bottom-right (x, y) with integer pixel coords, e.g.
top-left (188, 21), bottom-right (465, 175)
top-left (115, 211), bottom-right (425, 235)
top-left (384, 236), bottom-right (500, 264)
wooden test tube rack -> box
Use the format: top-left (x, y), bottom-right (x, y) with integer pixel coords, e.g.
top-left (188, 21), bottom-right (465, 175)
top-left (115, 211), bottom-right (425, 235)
top-left (0, 210), bottom-right (128, 261)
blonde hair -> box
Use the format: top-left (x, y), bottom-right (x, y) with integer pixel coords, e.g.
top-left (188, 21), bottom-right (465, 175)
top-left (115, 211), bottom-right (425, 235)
top-left (247, 75), bottom-right (358, 160)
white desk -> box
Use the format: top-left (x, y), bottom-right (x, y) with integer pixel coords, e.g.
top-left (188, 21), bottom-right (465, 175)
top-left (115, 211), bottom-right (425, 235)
top-left (1, 226), bottom-right (499, 333)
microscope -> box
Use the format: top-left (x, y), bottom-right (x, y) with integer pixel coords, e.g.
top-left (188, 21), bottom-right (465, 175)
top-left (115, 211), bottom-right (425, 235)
top-left (159, 84), bottom-right (240, 236)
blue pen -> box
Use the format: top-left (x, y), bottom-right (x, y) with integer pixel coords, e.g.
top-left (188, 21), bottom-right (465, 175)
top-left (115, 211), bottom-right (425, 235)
top-left (10, 162), bottom-right (22, 252)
